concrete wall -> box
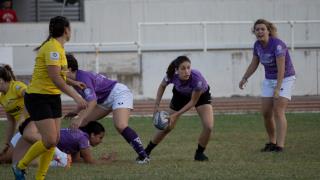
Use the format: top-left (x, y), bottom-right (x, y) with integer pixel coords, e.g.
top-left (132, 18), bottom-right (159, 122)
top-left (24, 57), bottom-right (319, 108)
top-left (1, 0), bottom-right (320, 44)
top-left (141, 49), bottom-right (320, 99)
top-left (0, 0), bottom-right (319, 99)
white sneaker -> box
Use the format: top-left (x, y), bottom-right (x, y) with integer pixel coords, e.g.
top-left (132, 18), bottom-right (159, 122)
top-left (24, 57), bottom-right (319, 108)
top-left (136, 157), bottom-right (150, 164)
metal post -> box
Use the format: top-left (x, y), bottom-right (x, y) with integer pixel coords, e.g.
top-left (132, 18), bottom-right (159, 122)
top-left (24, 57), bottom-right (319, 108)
top-left (94, 44), bottom-right (100, 73)
top-left (61, 0), bottom-right (67, 16)
top-left (137, 23), bottom-right (142, 55)
top-left (290, 21), bottom-right (295, 52)
top-left (202, 22), bottom-right (207, 52)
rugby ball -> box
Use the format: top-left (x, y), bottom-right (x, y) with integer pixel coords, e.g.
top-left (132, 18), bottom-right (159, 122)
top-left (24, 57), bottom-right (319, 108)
top-left (153, 111), bottom-right (169, 130)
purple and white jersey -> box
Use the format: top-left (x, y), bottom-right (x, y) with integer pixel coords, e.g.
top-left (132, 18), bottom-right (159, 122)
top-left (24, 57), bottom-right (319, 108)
top-left (57, 128), bottom-right (90, 154)
top-left (253, 37), bottom-right (295, 79)
top-left (163, 69), bottom-right (208, 96)
top-left (75, 70), bottom-right (117, 104)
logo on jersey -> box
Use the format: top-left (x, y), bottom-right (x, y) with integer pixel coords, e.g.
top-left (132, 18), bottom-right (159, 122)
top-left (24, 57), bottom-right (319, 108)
top-left (50, 52), bottom-right (60, 60)
top-left (84, 88), bottom-right (92, 96)
top-left (276, 45), bottom-right (283, 52)
top-left (197, 81), bottom-right (203, 88)
top-left (15, 85), bottom-right (21, 91)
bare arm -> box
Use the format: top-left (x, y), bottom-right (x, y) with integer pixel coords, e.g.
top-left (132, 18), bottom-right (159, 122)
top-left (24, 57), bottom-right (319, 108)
top-left (70, 100), bottom-right (97, 129)
top-left (47, 65), bottom-right (87, 109)
top-left (4, 113), bottom-right (16, 145)
top-left (274, 56), bottom-right (286, 98)
top-left (239, 55), bottom-right (260, 89)
top-left (79, 148), bottom-right (113, 164)
top-left (0, 113), bottom-right (16, 155)
top-left (153, 81), bottom-right (167, 114)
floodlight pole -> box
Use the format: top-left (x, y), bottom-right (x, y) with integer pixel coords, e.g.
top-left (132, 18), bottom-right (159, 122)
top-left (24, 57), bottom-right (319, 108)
top-left (61, 0), bottom-right (67, 16)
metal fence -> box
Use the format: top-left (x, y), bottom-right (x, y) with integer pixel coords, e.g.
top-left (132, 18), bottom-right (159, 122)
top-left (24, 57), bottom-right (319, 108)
top-left (1, 20), bottom-right (320, 73)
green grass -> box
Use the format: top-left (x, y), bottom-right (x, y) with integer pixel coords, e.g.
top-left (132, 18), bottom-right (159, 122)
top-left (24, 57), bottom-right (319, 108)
top-left (1, 113), bottom-right (320, 179)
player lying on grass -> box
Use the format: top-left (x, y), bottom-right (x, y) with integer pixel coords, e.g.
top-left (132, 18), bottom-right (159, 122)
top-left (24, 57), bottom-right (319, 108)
top-left (1, 120), bottom-right (115, 166)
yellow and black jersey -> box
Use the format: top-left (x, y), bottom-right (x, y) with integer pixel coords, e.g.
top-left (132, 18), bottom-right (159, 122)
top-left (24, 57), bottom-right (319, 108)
top-left (27, 38), bottom-right (68, 95)
top-left (0, 80), bottom-right (28, 122)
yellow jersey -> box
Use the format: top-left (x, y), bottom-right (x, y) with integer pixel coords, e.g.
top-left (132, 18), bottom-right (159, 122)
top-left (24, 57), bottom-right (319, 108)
top-left (0, 81), bottom-right (28, 122)
top-left (27, 38), bottom-right (68, 95)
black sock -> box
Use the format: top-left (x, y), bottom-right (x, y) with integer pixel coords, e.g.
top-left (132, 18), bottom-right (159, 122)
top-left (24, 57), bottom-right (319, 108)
top-left (145, 141), bottom-right (157, 155)
top-left (196, 144), bottom-right (205, 154)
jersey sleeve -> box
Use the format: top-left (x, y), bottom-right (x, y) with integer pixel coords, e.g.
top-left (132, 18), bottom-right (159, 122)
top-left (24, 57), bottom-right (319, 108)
top-left (14, 81), bottom-right (27, 97)
top-left (79, 76), bottom-right (97, 101)
top-left (82, 88), bottom-right (97, 102)
top-left (44, 45), bottom-right (63, 66)
top-left (274, 41), bottom-right (287, 58)
top-left (194, 81), bottom-right (204, 91)
top-left (162, 75), bottom-right (171, 85)
top-left (78, 135), bottom-right (90, 150)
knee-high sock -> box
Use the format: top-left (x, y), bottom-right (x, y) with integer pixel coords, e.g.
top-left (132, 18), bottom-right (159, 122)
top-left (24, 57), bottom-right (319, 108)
top-left (196, 144), bottom-right (206, 154)
top-left (35, 147), bottom-right (55, 180)
top-left (17, 141), bottom-right (48, 170)
top-left (121, 127), bottom-right (148, 158)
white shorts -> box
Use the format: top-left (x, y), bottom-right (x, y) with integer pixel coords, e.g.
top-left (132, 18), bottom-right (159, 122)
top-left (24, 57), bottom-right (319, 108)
top-left (261, 76), bottom-right (296, 100)
top-left (10, 132), bottom-right (22, 148)
top-left (98, 83), bottom-right (133, 110)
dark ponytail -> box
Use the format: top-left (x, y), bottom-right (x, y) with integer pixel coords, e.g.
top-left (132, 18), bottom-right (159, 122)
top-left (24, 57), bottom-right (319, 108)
top-left (0, 64), bottom-right (15, 81)
top-left (166, 56), bottom-right (191, 79)
top-left (79, 121), bottom-right (105, 135)
top-left (35, 16), bottom-right (70, 51)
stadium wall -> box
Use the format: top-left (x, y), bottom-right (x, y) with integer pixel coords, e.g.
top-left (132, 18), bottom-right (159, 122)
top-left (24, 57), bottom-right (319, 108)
top-left (0, 0), bottom-right (319, 99)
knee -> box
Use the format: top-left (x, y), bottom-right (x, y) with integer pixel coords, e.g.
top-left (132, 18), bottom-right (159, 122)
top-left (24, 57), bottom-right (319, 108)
top-left (262, 110), bottom-right (272, 119)
top-left (115, 125), bottom-right (127, 134)
top-left (204, 126), bottom-right (213, 133)
top-left (43, 137), bottom-right (58, 148)
top-left (273, 109), bottom-right (284, 120)
top-left (22, 134), bottom-right (36, 144)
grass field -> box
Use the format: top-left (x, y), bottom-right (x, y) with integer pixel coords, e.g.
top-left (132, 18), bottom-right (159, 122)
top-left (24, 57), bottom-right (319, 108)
top-left (0, 113), bottom-right (320, 180)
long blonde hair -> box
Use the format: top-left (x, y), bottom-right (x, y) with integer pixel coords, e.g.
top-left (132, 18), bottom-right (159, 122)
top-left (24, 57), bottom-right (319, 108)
top-left (252, 19), bottom-right (278, 38)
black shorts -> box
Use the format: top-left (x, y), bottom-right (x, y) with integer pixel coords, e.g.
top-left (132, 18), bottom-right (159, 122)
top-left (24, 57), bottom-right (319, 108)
top-left (18, 117), bottom-right (32, 135)
top-left (169, 86), bottom-right (212, 111)
top-left (24, 93), bottom-right (62, 121)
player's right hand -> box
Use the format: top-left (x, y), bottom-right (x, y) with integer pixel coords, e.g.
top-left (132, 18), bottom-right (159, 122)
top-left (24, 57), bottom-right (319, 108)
top-left (239, 78), bottom-right (248, 90)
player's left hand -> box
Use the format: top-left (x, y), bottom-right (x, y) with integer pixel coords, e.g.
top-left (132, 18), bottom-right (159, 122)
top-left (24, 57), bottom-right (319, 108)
top-left (100, 152), bottom-right (117, 162)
